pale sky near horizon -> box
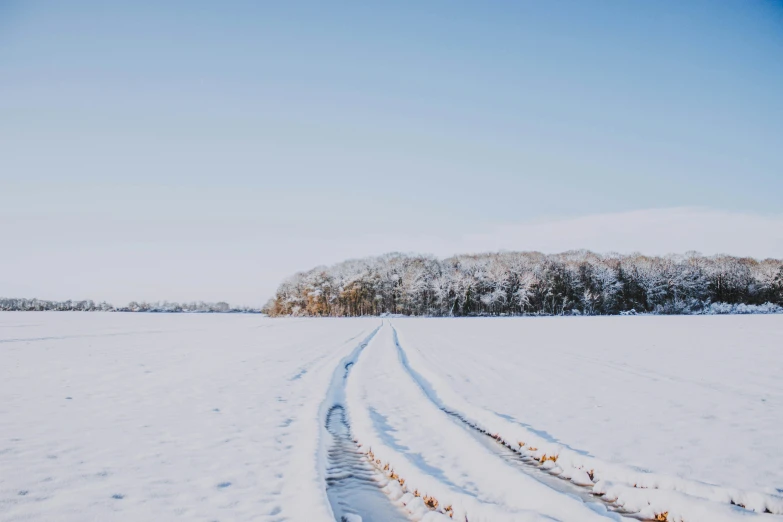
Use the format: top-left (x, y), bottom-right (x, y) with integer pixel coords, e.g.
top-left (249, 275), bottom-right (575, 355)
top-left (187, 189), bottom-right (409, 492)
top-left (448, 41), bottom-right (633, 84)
top-left (2, 1), bottom-right (782, 305)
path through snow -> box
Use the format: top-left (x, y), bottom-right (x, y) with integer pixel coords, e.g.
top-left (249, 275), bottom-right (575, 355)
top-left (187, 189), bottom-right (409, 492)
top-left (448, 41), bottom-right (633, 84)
top-left (2, 313), bottom-right (781, 522)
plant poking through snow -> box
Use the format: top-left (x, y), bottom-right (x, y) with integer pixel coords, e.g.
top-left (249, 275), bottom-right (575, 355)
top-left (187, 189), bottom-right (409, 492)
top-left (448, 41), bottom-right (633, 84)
top-left (360, 445), bottom-right (451, 518)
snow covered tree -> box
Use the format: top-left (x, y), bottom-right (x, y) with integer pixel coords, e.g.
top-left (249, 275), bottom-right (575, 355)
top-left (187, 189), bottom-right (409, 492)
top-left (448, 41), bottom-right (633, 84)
top-left (264, 251), bottom-right (783, 317)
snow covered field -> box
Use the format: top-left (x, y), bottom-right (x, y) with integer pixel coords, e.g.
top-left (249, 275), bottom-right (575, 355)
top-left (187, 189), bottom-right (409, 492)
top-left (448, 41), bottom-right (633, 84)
top-left (1, 313), bottom-right (781, 521)
top-left (0, 313), bottom-right (379, 521)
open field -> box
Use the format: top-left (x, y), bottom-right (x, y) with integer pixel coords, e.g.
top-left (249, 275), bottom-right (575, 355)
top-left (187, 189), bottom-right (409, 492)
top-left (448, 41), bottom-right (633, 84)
top-left (1, 313), bottom-right (781, 521)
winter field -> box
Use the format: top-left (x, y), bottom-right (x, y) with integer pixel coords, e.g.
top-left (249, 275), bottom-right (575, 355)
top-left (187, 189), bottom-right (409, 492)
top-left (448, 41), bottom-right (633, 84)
top-left (1, 313), bottom-right (781, 522)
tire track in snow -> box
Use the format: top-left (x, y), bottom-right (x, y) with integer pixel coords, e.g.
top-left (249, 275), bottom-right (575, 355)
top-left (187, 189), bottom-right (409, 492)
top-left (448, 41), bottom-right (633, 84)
top-left (347, 324), bottom-right (627, 522)
top-left (320, 325), bottom-right (411, 522)
top-left (389, 323), bottom-right (652, 521)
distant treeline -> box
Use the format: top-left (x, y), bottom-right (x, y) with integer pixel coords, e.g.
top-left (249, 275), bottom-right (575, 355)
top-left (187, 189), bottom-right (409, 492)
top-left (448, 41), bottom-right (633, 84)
top-left (263, 251), bottom-right (783, 317)
top-left (0, 298), bottom-right (261, 313)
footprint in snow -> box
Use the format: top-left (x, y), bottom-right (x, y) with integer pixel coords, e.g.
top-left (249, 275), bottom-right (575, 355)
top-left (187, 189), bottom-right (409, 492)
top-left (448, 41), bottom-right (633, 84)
top-left (112, 494), bottom-right (124, 500)
top-left (217, 482), bottom-right (231, 489)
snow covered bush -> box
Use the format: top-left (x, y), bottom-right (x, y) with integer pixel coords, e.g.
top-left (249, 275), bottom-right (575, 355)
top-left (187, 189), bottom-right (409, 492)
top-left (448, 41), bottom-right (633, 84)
top-left (699, 302), bottom-right (783, 315)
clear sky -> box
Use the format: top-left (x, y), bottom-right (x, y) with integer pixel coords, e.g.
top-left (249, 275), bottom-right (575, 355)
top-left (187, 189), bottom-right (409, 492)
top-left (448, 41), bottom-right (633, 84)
top-left (1, 1), bottom-right (782, 305)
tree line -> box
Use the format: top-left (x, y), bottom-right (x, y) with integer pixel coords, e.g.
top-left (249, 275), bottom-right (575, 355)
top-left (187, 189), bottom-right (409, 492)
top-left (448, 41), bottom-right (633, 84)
top-left (263, 251), bottom-right (783, 317)
top-left (0, 298), bottom-right (260, 313)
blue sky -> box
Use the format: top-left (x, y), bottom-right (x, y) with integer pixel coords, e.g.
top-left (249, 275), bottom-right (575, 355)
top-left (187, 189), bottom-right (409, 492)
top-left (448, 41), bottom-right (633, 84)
top-left (1, 1), bottom-right (782, 304)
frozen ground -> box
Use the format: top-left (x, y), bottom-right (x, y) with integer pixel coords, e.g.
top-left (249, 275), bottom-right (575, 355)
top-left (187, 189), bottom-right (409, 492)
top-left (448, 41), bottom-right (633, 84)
top-left (392, 316), bottom-right (783, 494)
top-left (389, 316), bottom-right (783, 520)
top-left (1, 313), bottom-right (781, 521)
top-left (0, 313), bottom-right (379, 521)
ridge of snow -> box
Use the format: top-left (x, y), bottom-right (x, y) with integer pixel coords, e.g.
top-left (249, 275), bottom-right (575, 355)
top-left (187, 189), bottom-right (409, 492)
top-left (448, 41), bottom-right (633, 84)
top-left (391, 323), bottom-right (783, 521)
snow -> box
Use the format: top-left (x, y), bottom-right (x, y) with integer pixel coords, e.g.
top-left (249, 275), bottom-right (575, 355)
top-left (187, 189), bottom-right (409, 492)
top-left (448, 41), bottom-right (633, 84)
top-left (345, 323), bottom-right (615, 521)
top-left (2, 312), bottom-right (781, 521)
top-left (391, 315), bottom-right (783, 519)
top-left (0, 312), bottom-right (378, 521)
